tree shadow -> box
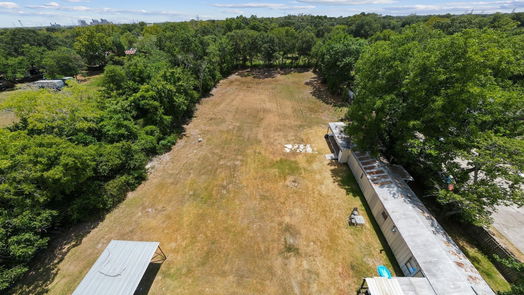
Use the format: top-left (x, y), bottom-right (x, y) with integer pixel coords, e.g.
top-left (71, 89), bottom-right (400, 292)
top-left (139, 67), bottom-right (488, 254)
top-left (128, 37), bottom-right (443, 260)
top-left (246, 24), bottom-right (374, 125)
top-left (133, 262), bottom-right (163, 295)
top-left (9, 219), bottom-right (102, 295)
top-left (305, 75), bottom-right (349, 108)
top-left (328, 160), bottom-right (402, 275)
top-left (236, 67), bottom-right (310, 80)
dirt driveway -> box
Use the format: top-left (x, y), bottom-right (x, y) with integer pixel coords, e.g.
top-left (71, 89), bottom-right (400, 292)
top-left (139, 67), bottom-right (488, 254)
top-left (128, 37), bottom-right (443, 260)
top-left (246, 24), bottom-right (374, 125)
top-left (20, 70), bottom-right (394, 295)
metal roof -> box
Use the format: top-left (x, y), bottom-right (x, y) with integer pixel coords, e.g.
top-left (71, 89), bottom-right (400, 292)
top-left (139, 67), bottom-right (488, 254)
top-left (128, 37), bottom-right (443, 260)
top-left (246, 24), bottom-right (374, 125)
top-left (73, 240), bottom-right (159, 295)
top-left (364, 277), bottom-right (435, 295)
top-left (352, 150), bottom-right (495, 295)
top-left (365, 277), bottom-right (405, 295)
top-left (327, 122), bottom-right (351, 149)
top-left (396, 277), bottom-right (436, 295)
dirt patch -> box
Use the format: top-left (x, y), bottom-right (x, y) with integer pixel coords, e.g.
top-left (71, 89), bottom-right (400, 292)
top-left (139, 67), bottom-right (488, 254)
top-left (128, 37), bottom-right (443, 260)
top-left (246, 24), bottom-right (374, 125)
top-left (17, 70), bottom-right (395, 295)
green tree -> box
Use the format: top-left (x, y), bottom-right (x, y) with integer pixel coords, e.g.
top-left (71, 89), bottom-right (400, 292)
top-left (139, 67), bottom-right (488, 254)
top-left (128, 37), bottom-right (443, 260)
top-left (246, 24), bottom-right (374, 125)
top-left (347, 26), bottom-right (524, 224)
top-left (295, 30), bottom-right (317, 65)
top-left (226, 29), bottom-right (259, 65)
top-left (73, 26), bottom-right (113, 66)
top-left (257, 33), bottom-right (278, 65)
top-left (348, 13), bottom-right (383, 38)
top-left (270, 27), bottom-right (298, 65)
top-left (21, 45), bottom-right (46, 71)
top-left (42, 47), bottom-right (84, 78)
top-left (0, 57), bottom-right (29, 81)
top-left (313, 31), bottom-right (367, 93)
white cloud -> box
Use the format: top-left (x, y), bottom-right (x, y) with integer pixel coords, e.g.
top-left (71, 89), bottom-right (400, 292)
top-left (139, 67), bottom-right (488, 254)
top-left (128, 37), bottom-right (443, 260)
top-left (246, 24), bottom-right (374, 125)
top-left (71, 5), bottom-right (90, 11)
top-left (296, 0), bottom-right (395, 5)
top-left (222, 8), bottom-right (245, 14)
top-left (23, 2), bottom-right (187, 16)
top-left (98, 7), bottom-right (184, 16)
top-left (0, 1), bottom-right (18, 8)
top-left (26, 2), bottom-right (62, 9)
top-left (213, 3), bottom-right (315, 9)
top-left (387, 0), bottom-right (524, 14)
top-left (64, 0), bottom-right (90, 2)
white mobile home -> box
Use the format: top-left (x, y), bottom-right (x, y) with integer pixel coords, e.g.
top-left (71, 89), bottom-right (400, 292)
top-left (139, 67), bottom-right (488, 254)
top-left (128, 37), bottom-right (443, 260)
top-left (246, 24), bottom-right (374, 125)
top-left (325, 122), bottom-right (352, 163)
top-left (328, 122), bottom-right (494, 295)
top-left (33, 79), bottom-right (65, 90)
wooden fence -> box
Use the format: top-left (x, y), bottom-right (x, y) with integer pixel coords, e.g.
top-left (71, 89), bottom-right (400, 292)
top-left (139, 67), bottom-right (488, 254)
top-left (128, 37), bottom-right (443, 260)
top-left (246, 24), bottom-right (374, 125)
top-left (469, 225), bottom-right (522, 283)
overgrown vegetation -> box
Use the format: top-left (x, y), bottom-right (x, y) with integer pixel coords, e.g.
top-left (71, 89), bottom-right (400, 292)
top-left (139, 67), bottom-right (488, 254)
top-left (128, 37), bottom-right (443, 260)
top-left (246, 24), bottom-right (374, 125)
top-left (496, 257), bottom-right (524, 295)
top-left (0, 12), bottom-right (523, 292)
top-left (346, 24), bottom-right (523, 226)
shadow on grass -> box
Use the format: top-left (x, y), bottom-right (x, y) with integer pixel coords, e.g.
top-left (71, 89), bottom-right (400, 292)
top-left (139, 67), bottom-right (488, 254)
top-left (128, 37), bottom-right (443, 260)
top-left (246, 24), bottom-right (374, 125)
top-left (305, 75), bottom-right (349, 108)
top-left (327, 159), bottom-right (402, 276)
top-left (134, 263), bottom-right (163, 295)
top-left (237, 67), bottom-right (310, 80)
top-left (10, 220), bottom-right (102, 295)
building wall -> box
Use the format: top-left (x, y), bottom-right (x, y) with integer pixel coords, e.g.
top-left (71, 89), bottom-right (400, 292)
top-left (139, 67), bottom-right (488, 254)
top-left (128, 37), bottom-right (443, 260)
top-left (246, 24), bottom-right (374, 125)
top-left (338, 149), bottom-right (351, 163)
top-left (347, 151), bottom-right (422, 277)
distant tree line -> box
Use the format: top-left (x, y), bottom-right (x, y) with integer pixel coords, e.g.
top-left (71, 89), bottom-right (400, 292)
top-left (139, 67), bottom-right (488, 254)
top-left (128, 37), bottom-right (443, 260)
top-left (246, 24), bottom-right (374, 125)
top-left (0, 12), bottom-right (523, 293)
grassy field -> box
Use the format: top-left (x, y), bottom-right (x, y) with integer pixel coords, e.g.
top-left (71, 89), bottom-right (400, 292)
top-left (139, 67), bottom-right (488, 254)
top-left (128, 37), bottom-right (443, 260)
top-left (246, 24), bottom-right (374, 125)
top-left (0, 75), bottom-right (102, 129)
top-left (13, 70), bottom-right (397, 294)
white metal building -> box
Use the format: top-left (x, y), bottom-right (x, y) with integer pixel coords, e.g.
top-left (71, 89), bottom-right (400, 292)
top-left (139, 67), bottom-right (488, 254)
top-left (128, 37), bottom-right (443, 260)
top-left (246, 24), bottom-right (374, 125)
top-left (326, 122), bottom-right (352, 163)
top-left (33, 79), bottom-right (65, 90)
top-left (327, 122), bottom-right (495, 295)
top-left (73, 240), bottom-right (166, 295)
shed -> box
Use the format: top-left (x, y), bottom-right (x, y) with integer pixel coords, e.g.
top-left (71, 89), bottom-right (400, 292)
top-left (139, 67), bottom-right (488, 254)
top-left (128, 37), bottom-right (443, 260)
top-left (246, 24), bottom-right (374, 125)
top-left (73, 240), bottom-right (166, 295)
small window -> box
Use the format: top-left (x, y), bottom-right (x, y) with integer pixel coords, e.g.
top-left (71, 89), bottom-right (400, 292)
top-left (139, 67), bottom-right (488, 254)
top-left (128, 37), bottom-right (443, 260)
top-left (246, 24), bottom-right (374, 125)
top-left (403, 257), bottom-right (419, 276)
top-left (381, 211), bottom-right (388, 220)
top-left (405, 259), bottom-right (418, 276)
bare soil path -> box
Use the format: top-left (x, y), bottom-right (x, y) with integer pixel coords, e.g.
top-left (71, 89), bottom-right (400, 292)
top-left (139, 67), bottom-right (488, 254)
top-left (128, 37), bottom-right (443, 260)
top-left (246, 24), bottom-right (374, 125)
top-left (18, 70), bottom-right (395, 295)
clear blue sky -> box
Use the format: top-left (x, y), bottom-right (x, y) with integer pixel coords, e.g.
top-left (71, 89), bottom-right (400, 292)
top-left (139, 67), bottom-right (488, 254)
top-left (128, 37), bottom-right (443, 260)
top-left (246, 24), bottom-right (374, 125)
top-left (0, 0), bottom-right (522, 27)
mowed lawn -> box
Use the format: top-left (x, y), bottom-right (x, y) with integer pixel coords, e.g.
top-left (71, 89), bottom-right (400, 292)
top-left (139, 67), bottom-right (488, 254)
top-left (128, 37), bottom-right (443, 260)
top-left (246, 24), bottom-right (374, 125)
top-left (18, 71), bottom-right (396, 294)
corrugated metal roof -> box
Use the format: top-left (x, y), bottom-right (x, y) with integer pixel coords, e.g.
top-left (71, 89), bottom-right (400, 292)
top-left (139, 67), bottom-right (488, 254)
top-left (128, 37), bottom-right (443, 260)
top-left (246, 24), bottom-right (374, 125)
top-left (366, 277), bottom-right (405, 295)
top-left (350, 149), bottom-right (495, 295)
top-left (73, 240), bottom-right (159, 295)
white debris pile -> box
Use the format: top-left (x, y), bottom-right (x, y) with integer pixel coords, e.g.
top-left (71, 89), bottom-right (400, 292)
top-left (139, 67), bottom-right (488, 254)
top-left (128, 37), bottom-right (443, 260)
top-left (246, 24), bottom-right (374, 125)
top-left (325, 153), bottom-right (337, 160)
top-left (284, 144), bottom-right (314, 153)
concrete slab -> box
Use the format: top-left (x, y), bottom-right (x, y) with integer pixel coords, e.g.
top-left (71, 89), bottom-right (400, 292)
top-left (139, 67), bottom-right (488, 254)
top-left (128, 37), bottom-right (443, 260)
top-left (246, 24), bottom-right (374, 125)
top-left (491, 205), bottom-right (524, 254)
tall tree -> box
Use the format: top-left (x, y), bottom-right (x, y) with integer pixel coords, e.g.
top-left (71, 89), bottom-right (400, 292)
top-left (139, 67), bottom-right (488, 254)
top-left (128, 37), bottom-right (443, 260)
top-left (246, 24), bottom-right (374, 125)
top-left (312, 31), bottom-right (367, 93)
top-left (347, 25), bottom-right (524, 224)
top-left (73, 26), bottom-right (114, 66)
top-left (42, 47), bottom-right (84, 78)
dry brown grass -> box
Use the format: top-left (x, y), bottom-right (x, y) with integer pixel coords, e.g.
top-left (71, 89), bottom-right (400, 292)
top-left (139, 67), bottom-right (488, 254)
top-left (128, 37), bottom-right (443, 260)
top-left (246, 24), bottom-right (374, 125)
top-left (18, 70), bottom-right (395, 295)
top-left (0, 91), bottom-right (18, 128)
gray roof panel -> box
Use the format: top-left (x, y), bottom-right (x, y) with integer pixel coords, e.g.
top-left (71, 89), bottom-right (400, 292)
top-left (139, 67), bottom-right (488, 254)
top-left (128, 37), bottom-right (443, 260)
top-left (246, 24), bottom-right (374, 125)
top-left (73, 240), bottom-right (159, 295)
